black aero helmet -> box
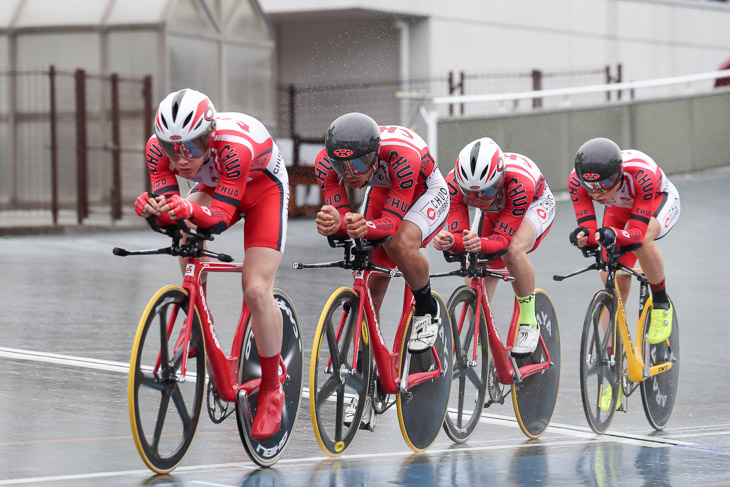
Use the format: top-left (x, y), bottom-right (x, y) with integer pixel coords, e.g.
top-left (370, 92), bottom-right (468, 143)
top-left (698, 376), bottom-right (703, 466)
top-left (325, 112), bottom-right (380, 178)
top-left (574, 137), bottom-right (623, 193)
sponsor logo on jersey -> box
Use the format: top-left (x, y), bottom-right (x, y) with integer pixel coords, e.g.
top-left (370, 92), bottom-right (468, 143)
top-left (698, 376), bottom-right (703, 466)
top-left (333, 149), bottom-right (354, 158)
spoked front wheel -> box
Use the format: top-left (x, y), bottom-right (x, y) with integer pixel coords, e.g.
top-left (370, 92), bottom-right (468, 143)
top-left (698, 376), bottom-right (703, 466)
top-left (512, 289), bottom-right (561, 438)
top-left (236, 288), bottom-right (303, 466)
top-left (442, 286), bottom-right (488, 443)
top-left (398, 292), bottom-right (453, 452)
top-left (128, 286), bottom-right (206, 474)
top-left (310, 287), bottom-right (372, 457)
top-left (640, 297), bottom-right (680, 430)
top-left (579, 290), bottom-right (621, 434)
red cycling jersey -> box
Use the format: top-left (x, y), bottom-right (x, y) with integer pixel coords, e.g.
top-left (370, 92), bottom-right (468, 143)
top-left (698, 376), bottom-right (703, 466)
top-left (568, 150), bottom-right (670, 248)
top-left (145, 112), bottom-right (288, 239)
top-left (445, 153), bottom-right (547, 255)
top-left (314, 125), bottom-right (438, 240)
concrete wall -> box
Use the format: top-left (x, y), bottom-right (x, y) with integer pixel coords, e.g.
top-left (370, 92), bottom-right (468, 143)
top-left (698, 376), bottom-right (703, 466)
top-left (262, 0), bottom-right (730, 87)
top-left (437, 89), bottom-right (730, 191)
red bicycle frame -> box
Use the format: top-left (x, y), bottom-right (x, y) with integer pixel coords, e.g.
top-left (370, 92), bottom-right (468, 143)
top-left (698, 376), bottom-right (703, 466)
top-left (463, 275), bottom-right (552, 385)
top-left (158, 257), bottom-right (286, 403)
top-left (343, 269), bottom-right (444, 395)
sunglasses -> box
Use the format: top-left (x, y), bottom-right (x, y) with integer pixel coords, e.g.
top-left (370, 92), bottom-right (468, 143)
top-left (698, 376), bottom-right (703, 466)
top-left (331, 151), bottom-right (378, 178)
top-left (158, 137), bottom-right (209, 162)
top-left (460, 184), bottom-right (499, 201)
top-left (579, 173), bottom-right (621, 193)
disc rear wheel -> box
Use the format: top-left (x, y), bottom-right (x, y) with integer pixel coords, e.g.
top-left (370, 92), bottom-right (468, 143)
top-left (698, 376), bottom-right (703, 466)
top-left (236, 289), bottom-right (303, 466)
top-left (512, 289), bottom-right (561, 438)
top-left (397, 292), bottom-right (453, 452)
top-left (640, 298), bottom-right (680, 430)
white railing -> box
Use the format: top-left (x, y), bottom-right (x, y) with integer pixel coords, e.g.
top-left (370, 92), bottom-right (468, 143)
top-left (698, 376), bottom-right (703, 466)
top-left (398, 68), bottom-right (730, 158)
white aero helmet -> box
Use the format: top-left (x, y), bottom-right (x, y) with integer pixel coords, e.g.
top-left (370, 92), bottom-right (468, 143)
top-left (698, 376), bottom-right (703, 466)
top-left (454, 137), bottom-right (505, 204)
top-left (154, 89), bottom-right (216, 161)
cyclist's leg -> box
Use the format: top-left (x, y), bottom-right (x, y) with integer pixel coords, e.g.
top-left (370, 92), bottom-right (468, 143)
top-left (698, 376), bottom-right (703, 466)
top-left (368, 273), bottom-right (391, 322)
top-left (635, 184), bottom-right (680, 343)
top-left (502, 190), bottom-right (554, 356)
top-left (389, 173), bottom-right (449, 352)
top-left (241, 174), bottom-right (289, 440)
top-left (243, 247), bottom-right (284, 355)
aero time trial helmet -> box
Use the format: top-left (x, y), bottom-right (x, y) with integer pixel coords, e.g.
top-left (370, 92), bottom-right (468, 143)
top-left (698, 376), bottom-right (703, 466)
top-left (574, 137), bottom-right (623, 193)
top-left (154, 89), bottom-right (216, 161)
top-left (454, 137), bottom-right (505, 205)
top-left (325, 112), bottom-right (380, 178)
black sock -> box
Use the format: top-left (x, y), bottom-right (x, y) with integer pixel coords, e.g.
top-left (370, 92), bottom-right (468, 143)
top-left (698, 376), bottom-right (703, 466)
top-left (412, 281), bottom-right (437, 316)
top-left (650, 279), bottom-right (668, 306)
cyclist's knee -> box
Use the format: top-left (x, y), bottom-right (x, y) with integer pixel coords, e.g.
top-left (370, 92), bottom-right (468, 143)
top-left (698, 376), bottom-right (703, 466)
top-left (243, 278), bottom-right (273, 306)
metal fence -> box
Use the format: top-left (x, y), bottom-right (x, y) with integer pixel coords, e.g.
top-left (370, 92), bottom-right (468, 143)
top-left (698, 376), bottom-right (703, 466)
top-left (276, 65), bottom-right (619, 141)
top-left (275, 65), bottom-right (619, 214)
top-left (0, 67), bottom-right (152, 225)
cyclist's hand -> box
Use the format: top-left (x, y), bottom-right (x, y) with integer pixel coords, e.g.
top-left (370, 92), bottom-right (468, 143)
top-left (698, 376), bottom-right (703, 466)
top-left (462, 230), bottom-right (482, 253)
top-left (433, 230), bottom-right (454, 251)
top-left (166, 194), bottom-right (195, 221)
top-left (316, 205), bottom-right (341, 236)
top-left (135, 192), bottom-right (162, 217)
top-left (595, 226), bottom-right (617, 248)
top-left (344, 212), bottom-right (367, 239)
top-left (569, 226), bottom-right (589, 247)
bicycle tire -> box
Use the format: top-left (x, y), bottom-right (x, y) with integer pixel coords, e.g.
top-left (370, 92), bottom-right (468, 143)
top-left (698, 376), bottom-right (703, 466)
top-left (309, 287), bottom-right (372, 457)
top-left (511, 289), bottom-right (561, 438)
top-left (128, 286), bottom-right (206, 474)
top-left (640, 297), bottom-right (680, 430)
top-left (236, 288), bottom-right (303, 467)
top-left (579, 290), bottom-right (621, 434)
top-left (442, 286), bottom-right (488, 443)
top-left (397, 291), bottom-right (453, 452)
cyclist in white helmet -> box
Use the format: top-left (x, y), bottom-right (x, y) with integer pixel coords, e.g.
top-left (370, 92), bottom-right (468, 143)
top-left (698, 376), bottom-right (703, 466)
top-left (433, 137), bottom-right (556, 357)
top-left (134, 88), bottom-right (289, 440)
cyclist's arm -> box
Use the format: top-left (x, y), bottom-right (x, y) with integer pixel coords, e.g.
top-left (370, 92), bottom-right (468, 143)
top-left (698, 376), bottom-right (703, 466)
top-left (477, 174), bottom-right (536, 254)
top-left (612, 168), bottom-right (660, 247)
top-left (144, 137), bottom-right (180, 226)
top-left (444, 179), bottom-right (470, 253)
top-left (568, 171), bottom-right (598, 246)
top-left (315, 152), bottom-right (351, 235)
top-left (361, 150), bottom-right (419, 240)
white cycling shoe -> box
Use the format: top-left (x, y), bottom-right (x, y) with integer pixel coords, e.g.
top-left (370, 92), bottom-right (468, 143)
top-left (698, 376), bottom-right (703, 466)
top-left (511, 324), bottom-right (540, 357)
top-left (343, 396), bottom-right (373, 430)
top-left (408, 309), bottom-right (440, 353)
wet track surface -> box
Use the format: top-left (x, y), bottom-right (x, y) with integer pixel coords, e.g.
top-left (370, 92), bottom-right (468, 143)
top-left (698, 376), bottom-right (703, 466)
top-left (1, 168), bottom-right (729, 486)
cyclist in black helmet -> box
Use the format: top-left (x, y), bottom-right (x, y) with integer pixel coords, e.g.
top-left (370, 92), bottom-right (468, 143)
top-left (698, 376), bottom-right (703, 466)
top-left (315, 112), bottom-right (449, 353)
top-left (315, 112), bottom-right (449, 427)
top-left (568, 137), bottom-right (681, 349)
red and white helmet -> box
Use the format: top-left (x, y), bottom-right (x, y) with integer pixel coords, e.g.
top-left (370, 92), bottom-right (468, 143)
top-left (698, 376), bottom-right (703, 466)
top-left (453, 137), bottom-right (505, 204)
top-left (154, 89), bottom-right (216, 161)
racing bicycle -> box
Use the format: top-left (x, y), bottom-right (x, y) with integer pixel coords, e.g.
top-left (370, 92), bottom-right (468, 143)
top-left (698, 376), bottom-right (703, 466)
top-left (113, 219), bottom-right (303, 472)
top-left (431, 251), bottom-right (561, 442)
top-left (294, 236), bottom-right (453, 456)
top-left (554, 245), bottom-right (679, 433)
